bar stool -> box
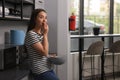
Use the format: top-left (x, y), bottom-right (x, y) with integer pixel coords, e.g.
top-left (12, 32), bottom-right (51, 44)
top-left (104, 40), bottom-right (120, 80)
top-left (82, 41), bottom-right (104, 79)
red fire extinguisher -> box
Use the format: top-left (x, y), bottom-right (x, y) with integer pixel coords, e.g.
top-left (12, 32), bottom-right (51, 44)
top-left (69, 13), bottom-right (76, 31)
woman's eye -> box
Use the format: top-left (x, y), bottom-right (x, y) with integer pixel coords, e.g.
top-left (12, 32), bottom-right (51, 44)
top-left (39, 16), bottom-right (43, 18)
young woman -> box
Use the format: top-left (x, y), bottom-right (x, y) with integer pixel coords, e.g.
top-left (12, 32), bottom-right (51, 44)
top-left (25, 9), bottom-right (59, 80)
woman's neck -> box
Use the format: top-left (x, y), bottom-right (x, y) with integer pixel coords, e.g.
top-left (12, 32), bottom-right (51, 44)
top-left (32, 27), bottom-right (42, 34)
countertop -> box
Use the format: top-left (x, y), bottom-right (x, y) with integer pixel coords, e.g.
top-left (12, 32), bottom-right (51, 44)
top-left (0, 44), bottom-right (29, 80)
top-left (0, 44), bottom-right (23, 49)
top-left (0, 66), bottom-right (29, 80)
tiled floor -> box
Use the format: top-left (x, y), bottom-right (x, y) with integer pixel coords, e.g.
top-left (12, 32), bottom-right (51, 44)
top-left (83, 78), bottom-right (120, 80)
top-left (83, 75), bottom-right (120, 80)
top-left (107, 78), bottom-right (120, 80)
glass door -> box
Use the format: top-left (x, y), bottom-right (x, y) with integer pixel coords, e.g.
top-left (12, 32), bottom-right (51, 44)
top-left (114, 0), bottom-right (120, 33)
top-left (84, 0), bottom-right (110, 35)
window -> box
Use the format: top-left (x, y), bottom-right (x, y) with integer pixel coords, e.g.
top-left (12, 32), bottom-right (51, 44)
top-left (84, 0), bottom-right (110, 34)
top-left (114, 0), bottom-right (120, 33)
top-left (70, 0), bottom-right (111, 35)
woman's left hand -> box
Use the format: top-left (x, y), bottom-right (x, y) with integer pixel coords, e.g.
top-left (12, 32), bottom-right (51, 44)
top-left (49, 53), bottom-right (56, 57)
top-left (43, 21), bottom-right (49, 34)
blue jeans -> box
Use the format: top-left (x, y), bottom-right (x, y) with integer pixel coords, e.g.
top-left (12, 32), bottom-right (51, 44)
top-left (33, 70), bottom-right (59, 80)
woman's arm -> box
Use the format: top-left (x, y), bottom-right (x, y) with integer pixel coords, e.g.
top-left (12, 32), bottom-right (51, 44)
top-left (32, 34), bottom-right (49, 56)
top-left (32, 22), bottom-right (49, 56)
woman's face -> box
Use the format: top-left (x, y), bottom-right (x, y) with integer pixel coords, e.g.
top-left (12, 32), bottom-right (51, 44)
top-left (35, 11), bottom-right (47, 27)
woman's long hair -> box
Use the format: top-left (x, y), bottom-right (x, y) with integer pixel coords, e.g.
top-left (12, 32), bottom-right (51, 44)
top-left (24, 9), bottom-right (46, 54)
top-left (27, 8), bottom-right (46, 32)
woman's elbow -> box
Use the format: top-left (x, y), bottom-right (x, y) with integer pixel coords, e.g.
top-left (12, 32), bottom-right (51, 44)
top-left (39, 50), bottom-right (48, 56)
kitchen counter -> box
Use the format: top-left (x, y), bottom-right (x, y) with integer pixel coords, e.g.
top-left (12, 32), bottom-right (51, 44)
top-left (0, 66), bottom-right (29, 80)
top-left (0, 44), bottom-right (23, 49)
top-left (0, 44), bottom-right (30, 80)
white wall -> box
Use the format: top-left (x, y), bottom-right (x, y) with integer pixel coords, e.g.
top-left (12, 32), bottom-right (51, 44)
top-left (44, 0), bottom-right (72, 80)
top-left (44, 0), bottom-right (58, 53)
top-left (57, 0), bottom-right (74, 80)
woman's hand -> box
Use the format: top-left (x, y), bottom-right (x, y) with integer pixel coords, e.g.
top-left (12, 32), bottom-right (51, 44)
top-left (43, 21), bottom-right (49, 35)
top-left (49, 53), bottom-right (56, 57)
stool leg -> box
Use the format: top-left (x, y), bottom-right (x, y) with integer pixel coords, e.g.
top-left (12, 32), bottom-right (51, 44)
top-left (104, 54), bottom-right (107, 80)
top-left (93, 56), bottom-right (95, 79)
top-left (90, 54), bottom-right (92, 79)
top-left (82, 53), bottom-right (86, 77)
top-left (112, 52), bottom-right (115, 80)
top-left (91, 55), bottom-right (94, 80)
top-left (98, 56), bottom-right (101, 79)
top-left (118, 54), bottom-right (120, 72)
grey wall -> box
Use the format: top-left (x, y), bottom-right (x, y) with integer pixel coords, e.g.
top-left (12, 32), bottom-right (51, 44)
top-left (44, 0), bottom-right (72, 80)
top-left (44, 0), bottom-right (58, 53)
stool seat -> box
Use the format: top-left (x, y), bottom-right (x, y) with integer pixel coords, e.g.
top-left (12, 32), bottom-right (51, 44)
top-left (82, 41), bottom-right (104, 79)
top-left (104, 40), bottom-right (120, 80)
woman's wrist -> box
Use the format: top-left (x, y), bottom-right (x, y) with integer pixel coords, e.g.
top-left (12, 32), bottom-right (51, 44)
top-left (43, 33), bottom-right (48, 36)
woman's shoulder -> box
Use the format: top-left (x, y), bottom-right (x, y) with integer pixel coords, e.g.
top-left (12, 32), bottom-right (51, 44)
top-left (27, 30), bottom-right (36, 34)
top-left (26, 30), bottom-right (37, 36)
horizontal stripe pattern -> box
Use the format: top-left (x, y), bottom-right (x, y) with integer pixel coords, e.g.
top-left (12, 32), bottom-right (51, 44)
top-left (25, 31), bottom-right (51, 74)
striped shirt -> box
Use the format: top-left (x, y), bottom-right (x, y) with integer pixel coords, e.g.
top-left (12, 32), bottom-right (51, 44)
top-left (25, 31), bottom-right (51, 74)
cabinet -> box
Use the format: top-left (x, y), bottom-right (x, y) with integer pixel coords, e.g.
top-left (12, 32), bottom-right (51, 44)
top-left (0, 0), bottom-right (35, 20)
top-left (35, 0), bottom-right (44, 9)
